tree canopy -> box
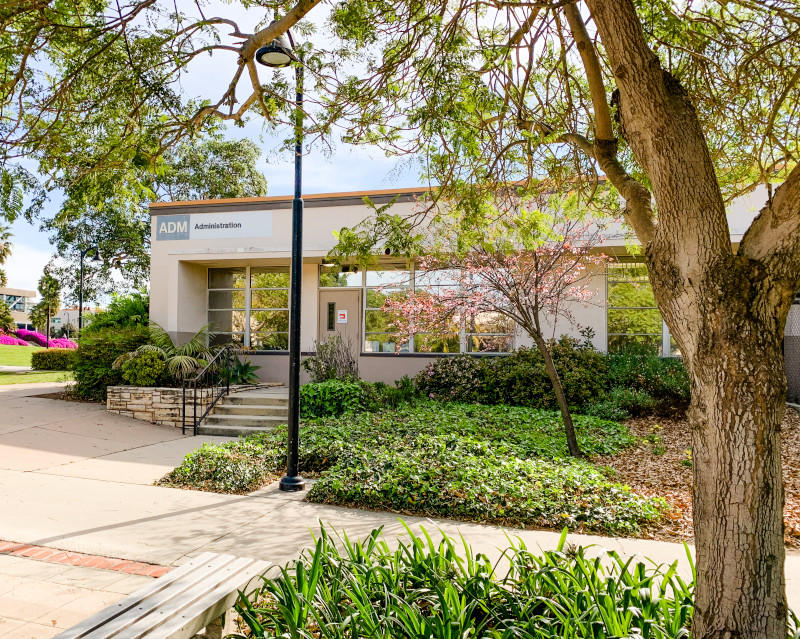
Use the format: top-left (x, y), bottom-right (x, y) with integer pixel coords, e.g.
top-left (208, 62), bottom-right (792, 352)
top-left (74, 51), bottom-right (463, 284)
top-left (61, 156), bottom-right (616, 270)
top-left (47, 136), bottom-right (269, 301)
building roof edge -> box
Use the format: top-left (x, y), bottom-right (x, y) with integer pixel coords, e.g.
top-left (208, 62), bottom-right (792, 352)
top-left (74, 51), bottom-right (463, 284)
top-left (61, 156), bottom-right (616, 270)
top-left (149, 186), bottom-right (432, 211)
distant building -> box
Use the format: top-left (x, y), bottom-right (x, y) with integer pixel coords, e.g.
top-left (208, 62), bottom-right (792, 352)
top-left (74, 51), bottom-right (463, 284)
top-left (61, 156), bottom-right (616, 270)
top-left (50, 306), bottom-right (99, 336)
top-left (0, 286), bottom-right (36, 330)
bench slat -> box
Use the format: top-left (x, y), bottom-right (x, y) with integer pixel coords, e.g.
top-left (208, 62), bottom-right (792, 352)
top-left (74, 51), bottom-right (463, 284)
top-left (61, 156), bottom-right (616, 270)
top-left (140, 559), bottom-right (270, 639)
top-left (53, 553), bottom-right (235, 639)
top-left (116, 557), bottom-right (266, 639)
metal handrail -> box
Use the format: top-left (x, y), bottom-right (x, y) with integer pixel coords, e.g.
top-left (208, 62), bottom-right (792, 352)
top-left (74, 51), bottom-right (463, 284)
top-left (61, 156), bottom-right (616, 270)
top-left (182, 346), bottom-right (234, 435)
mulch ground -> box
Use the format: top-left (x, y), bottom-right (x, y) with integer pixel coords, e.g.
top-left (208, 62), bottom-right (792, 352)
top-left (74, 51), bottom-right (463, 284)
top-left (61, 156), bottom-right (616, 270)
top-left (595, 409), bottom-right (800, 547)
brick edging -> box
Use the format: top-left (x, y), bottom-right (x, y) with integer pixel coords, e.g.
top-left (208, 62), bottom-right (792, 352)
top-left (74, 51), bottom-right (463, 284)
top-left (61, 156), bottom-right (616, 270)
top-left (0, 540), bottom-right (172, 577)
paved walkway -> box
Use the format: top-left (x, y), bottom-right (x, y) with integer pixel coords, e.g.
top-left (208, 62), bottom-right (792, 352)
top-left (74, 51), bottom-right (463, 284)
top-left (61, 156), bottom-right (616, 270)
top-left (0, 382), bottom-right (798, 637)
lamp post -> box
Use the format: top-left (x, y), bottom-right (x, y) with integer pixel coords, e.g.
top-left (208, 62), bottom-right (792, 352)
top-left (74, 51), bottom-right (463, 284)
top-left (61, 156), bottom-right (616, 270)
top-left (256, 30), bottom-right (305, 492)
top-left (79, 246), bottom-right (100, 334)
top-left (63, 311), bottom-right (71, 338)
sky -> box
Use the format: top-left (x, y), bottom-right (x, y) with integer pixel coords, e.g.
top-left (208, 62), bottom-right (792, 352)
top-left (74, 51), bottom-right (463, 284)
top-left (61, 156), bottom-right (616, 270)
top-left (4, 0), bottom-right (420, 293)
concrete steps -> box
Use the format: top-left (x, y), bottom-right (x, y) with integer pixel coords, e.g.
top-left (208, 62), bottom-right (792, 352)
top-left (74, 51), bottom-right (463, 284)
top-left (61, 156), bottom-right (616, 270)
top-left (196, 387), bottom-right (289, 437)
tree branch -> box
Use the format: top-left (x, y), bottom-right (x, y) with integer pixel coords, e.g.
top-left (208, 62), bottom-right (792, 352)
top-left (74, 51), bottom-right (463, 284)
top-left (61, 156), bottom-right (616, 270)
top-left (739, 163), bottom-right (800, 273)
top-left (562, 3), bottom-right (613, 141)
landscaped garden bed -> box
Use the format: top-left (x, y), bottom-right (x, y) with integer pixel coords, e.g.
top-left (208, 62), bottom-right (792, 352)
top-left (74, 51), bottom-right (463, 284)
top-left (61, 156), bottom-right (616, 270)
top-left (159, 403), bottom-right (665, 535)
top-left (595, 409), bottom-right (800, 547)
top-left (233, 524), bottom-right (708, 639)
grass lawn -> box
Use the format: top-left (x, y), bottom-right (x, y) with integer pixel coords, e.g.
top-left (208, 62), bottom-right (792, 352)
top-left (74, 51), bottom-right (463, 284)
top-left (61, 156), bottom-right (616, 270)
top-left (0, 344), bottom-right (44, 366)
top-left (0, 371), bottom-right (73, 385)
top-left (161, 402), bottom-right (665, 535)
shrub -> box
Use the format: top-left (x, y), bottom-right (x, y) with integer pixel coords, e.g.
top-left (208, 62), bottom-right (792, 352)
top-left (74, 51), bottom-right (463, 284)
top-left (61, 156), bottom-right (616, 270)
top-left (608, 349), bottom-right (690, 415)
top-left (300, 380), bottom-right (366, 417)
top-left (113, 322), bottom-right (216, 381)
top-left (0, 334), bottom-right (28, 346)
top-left (224, 356), bottom-right (261, 385)
top-left (415, 355), bottom-right (489, 402)
top-left (30, 348), bottom-right (75, 371)
top-left (587, 387), bottom-right (656, 421)
top-left (489, 339), bottom-right (609, 409)
top-left (120, 351), bottom-right (166, 386)
top-left (301, 335), bottom-right (358, 382)
top-left (48, 338), bottom-right (78, 349)
top-left (71, 326), bottom-right (149, 401)
top-left (416, 339), bottom-right (609, 410)
top-left (15, 329), bottom-right (48, 346)
top-left (82, 292), bottom-right (149, 335)
top-left (236, 525), bottom-right (700, 639)
top-left (362, 375), bottom-right (419, 410)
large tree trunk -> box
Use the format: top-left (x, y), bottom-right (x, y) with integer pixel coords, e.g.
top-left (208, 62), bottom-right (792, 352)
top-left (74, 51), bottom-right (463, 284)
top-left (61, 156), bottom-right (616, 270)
top-left (531, 332), bottom-right (583, 458)
top-left (577, 0), bottom-right (800, 633)
top-left (664, 295), bottom-right (787, 637)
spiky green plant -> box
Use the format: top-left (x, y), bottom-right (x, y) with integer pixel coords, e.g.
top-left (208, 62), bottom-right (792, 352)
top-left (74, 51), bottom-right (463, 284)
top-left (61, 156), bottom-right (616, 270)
top-left (235, 523), bottom-right (713, 639)
top-left (113, 322), bottom-right (217, 381)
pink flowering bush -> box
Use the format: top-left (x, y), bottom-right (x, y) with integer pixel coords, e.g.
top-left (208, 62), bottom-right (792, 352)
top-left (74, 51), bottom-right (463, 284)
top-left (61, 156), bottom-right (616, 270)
top-left (49, 338), bottom-right (78, 349)
top-left (15, 329), bottom-right (48, 346)
top-left (0, 334), bottom-right (29, 346)
top-left (12, 330), bottom-right (77, 349)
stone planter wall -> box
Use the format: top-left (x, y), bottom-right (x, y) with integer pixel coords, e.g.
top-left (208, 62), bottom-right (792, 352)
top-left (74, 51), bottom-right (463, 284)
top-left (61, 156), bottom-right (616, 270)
top-left (106, 386), bottom-right (213, 428)
top-left (107, 383), bottom-right (283, 428)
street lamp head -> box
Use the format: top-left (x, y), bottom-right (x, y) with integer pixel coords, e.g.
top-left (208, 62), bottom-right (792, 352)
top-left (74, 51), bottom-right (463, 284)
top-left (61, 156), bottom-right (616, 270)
top-left (255, 33), bottom-right (297, 68)
top-left (91, 251), bottom-right (101, 263)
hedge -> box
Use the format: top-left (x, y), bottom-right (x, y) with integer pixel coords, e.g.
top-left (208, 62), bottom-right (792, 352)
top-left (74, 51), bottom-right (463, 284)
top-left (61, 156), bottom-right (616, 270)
top-left (71, 326), bottom-right (149, 401)
top-left (414, 339), bottom-right (691, 417)
top-left (30, 348), bottom-right (76, 371)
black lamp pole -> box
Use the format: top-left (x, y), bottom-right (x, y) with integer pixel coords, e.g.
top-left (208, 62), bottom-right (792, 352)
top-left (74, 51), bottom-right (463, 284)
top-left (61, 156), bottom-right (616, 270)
top-left (256, 31), bottom-right (305, 491)
top-left (78, 246), bottom-right (99, 334)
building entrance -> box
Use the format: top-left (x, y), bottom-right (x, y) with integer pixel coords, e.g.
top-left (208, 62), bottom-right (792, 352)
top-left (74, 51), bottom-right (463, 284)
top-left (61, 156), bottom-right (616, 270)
top-left (318, 290), bottom-right (362, 358)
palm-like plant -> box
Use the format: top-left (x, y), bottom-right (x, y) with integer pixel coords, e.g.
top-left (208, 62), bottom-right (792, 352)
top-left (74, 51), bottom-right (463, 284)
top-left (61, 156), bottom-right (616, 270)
top-left (0, 301), bottom-right (14, 333)
top-left (0, 224), bottom-right (13, 288)
top-left (114, 322), bottom-right (218, 381)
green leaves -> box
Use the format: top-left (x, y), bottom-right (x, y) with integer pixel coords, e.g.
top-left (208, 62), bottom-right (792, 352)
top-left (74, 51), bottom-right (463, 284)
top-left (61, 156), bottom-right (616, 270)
top-left (235, 523), bottom-right (697, 638)
top-left (160, 401), bottom-right (658, 534)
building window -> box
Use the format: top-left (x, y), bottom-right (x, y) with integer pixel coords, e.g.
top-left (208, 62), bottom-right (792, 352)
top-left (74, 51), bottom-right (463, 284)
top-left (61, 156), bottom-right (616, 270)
top-left (1, 294), bottom-right (27, 312)
top-left (364, 267), bottom-right (412, 353)
top-left (607, 262), bottom-right (675, 355)
top-left (208, 266), bottom-right (289, 349)
top-left (320, 265), bottom-right (514, 354)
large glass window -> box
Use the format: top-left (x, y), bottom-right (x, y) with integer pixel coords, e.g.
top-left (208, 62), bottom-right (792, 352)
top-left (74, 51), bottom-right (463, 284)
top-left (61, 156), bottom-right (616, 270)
top-left (607, 262), bottom-right (675, 355)
top-left (208, 266), bottom-right (290, 349)
top-left (321, 265), bottom-right (514, 354)
top-left (365, 267), bottom-right (411, 353)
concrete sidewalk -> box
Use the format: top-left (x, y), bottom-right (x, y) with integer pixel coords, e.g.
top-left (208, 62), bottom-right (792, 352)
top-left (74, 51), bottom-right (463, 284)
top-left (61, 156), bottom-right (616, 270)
top-left (0, 382), bottom-right (798, 637)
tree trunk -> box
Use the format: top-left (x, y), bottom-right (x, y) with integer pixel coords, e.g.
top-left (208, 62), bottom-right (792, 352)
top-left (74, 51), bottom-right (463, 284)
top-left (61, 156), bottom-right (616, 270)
top-left (652, 260), bottom-right (788, 638)
top-left (577, 0), bottom-right (797, 633)
top-left (531, 332), bottom-right (583, 458)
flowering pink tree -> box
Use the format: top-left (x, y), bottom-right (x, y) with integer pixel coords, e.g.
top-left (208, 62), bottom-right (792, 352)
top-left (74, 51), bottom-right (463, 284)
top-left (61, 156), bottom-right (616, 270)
top-left (385, 215), bottom-right (608, 458)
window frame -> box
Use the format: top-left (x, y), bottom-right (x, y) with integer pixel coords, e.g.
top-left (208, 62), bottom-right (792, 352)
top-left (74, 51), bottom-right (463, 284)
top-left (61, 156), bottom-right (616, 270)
top-left (606, 260), bottom-right (675, 356)
top-left (207, 265), bottom-right (290, 350)
top-left (319, 264), bottom-right (516, 355)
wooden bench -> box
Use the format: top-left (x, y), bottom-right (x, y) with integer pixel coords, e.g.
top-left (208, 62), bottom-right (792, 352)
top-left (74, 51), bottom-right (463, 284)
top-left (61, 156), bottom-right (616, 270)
top-left (54, 552), bottom-right (270, 639)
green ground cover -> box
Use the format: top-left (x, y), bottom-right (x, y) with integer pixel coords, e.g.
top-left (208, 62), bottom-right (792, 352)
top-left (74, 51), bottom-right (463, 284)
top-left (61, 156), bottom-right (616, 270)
top-left (0, 344), bottom-right (44, 366)
top-left (160, 403), bottom-right (664, 535)
top-left (235, 525), bottom-right (708, 639)
top-left (0, 371), bottom-right (73, 384)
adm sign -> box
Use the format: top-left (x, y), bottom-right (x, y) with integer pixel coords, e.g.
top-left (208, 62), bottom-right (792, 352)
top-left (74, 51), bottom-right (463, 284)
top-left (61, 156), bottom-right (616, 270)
top-left (155, 211), bottom-right (273, 241)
